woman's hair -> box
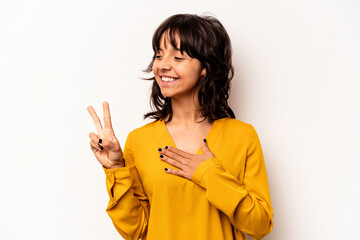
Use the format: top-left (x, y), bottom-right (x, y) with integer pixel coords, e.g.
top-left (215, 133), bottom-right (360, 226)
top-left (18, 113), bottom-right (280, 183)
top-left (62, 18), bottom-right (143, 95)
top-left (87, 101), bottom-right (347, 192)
top-left (143, 13), bottom-right (235, 123)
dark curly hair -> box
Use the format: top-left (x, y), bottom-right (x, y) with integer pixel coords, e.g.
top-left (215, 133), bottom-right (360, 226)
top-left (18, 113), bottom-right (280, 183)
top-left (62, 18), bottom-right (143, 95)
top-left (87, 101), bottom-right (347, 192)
top-left (143, 13), bottom-right (235, 123)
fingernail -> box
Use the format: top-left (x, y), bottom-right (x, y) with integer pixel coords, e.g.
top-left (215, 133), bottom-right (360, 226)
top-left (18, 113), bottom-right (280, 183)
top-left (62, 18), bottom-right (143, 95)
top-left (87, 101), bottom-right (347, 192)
top-left (203, 139), bottom-right (207, 142)
top-left (158, 148), bottom-right (162, 152)
top-left (165, 168), bottom-right (168, 171)
top-left (97, 143), bottom-right (103, 150)
top-left (160, 154), bottom-right (164, 158)
top-left (98, 139), bottom-right (102, 144)
top-left (165, 146), bottom-right (168, 149)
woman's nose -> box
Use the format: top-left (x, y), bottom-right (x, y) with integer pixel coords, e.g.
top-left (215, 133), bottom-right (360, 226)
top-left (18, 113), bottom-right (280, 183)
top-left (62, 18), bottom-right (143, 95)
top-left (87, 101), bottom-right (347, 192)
top-left (159, 57), bottom-right (171, 70)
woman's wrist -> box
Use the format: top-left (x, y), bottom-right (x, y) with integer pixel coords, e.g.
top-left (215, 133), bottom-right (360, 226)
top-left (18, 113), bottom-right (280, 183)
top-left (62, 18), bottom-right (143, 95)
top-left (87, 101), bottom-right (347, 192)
top-left (109, 158), bottom-right (125, 169)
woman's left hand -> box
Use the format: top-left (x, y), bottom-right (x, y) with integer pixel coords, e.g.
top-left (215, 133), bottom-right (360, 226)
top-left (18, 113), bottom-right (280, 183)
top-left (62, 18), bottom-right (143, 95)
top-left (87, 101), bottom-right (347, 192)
top-left (158, 139), bottom-right (215, 180)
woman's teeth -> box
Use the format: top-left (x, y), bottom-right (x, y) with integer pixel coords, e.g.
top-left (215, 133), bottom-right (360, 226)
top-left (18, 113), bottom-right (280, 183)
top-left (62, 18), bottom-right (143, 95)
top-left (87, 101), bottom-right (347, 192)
top-left (162, 77), bottom-right (177, 82)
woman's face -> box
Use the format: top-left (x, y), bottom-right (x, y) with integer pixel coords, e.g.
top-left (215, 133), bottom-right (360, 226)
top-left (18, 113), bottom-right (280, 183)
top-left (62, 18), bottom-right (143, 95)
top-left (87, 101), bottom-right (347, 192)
top-left (152, 32), bottom-right (206, 99)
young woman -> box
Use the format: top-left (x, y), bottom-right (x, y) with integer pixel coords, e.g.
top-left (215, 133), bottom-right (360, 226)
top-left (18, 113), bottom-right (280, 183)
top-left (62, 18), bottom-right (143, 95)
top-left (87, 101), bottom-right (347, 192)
top-left (87, 14), bottom-right (273, 240)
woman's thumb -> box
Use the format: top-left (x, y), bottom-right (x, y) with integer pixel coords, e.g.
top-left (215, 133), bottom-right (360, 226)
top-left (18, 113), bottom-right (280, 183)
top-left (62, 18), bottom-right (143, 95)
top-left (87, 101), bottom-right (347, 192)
top-left (201, 139), bottom-right (211, 153)
top-left (201, 139), bottom-right (215, 158)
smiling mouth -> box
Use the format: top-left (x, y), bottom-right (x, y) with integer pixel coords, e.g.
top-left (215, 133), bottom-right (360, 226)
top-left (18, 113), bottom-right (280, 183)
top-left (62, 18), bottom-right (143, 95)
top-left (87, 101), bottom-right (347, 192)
top-left (161, 76), bottom-right (178, 82)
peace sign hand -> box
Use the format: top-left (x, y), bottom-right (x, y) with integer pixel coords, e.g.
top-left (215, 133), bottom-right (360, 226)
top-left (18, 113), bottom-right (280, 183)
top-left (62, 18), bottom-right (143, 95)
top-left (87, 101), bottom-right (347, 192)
top-left (87, 101), bottom-right (124, 169)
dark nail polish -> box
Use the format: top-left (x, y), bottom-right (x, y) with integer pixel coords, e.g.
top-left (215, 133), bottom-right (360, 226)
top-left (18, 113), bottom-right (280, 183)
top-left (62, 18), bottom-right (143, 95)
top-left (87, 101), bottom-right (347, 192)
top-left (98, 139), bottom-right (102, 144)
top-left (160, 154), bottom-right (164, 158)
top-left (158, 148), bottom-right (162, 152)
top-left (165, 146), bottom-right (168, 149)
top-left (97, 143), bottom-right (103, 150)
top-left (165, 168), bottom-right (168, 171)
top-left (203, 139), bottom-right (207, 143)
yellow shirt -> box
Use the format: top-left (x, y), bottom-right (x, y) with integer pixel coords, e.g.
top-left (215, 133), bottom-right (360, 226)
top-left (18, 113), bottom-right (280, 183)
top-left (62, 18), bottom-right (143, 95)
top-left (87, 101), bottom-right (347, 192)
top-left (103, 117), bottom-right (273, 240)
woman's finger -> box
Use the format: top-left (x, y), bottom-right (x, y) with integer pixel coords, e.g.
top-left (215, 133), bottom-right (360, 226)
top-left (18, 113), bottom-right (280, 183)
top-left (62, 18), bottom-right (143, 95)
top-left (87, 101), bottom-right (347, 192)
top-left (89, 132), bottom-right (103, 148)
top-left (89, 132), bottom-right (99, 142)
top-left (101, 137), bottom-right (121, 152)
top-left (90, 140), bottom-right (102, 152)
top-left (162, 145), bottom-right (192, 160)
top-left (102, 101), bottom-right (114, 131)
top-left (160, 154), bottom-right (184, 169)
top-left (161, 149), bottom-right (184, 163)
top-left (164, 168), bottom-right (188, 179)
top-left (201, 139), bottom-right (214, 157)
top-left (87, 106), bottom-right (104, 135)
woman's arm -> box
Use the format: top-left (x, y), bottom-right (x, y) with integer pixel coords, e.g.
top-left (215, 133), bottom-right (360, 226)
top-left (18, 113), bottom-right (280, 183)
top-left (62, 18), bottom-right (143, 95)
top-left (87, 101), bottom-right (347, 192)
top-left (104, 132), bottom-right (149, 240)
top-left (191, 126), bottom-right (273, 239)
top-left (87, 102), bottom-right (149, 239)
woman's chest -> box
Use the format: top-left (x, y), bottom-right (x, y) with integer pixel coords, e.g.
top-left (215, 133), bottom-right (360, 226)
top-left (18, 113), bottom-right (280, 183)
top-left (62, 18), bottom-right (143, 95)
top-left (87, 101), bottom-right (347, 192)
top-left (165, 123), bottom-right (212, 155)
top-left (132, 139), bottom-right (248, 200)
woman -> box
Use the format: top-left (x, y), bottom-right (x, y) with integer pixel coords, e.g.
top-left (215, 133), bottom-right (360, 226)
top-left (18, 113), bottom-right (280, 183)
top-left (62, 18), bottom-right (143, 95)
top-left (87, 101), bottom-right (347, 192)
top-left (87, 14), bottom-right (273, 240)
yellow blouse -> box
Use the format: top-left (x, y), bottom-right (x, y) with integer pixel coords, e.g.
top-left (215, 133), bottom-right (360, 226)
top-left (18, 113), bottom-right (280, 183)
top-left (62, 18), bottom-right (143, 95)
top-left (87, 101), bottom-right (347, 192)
top-left (103, 117), bottom-right (273, 240)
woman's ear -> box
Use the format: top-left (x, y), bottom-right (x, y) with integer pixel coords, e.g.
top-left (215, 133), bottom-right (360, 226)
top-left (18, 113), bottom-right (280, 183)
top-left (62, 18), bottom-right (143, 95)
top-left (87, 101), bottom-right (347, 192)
top-left (201, 68), bottom-right (206, 77)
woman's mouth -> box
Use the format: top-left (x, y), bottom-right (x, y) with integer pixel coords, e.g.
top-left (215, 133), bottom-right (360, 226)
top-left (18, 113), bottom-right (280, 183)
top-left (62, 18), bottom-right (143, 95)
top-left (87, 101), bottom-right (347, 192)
top-left (161, 76), bottom-right (178, 86)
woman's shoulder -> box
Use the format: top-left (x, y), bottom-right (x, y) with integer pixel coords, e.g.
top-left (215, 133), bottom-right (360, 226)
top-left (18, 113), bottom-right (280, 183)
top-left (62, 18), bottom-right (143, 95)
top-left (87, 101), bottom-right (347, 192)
top-left (127, 119), bottom-right (162, 139)
top-left (220, 117), bottom-right (260, 144)
top-left (221, 117), bottom-right (256, 133)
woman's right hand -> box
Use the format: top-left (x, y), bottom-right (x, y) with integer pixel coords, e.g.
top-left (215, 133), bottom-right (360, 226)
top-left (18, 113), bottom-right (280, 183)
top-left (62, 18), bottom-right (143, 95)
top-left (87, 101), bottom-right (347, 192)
top-left (87, 101), bottom-right (124, 169)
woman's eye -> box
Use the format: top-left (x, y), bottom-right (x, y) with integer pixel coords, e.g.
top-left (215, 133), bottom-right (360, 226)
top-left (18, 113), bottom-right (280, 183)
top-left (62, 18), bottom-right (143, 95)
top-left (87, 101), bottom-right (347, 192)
top-left (155, 55), bottom-right (162, 59)
top-left (174, 57), bottom-right (185, 60)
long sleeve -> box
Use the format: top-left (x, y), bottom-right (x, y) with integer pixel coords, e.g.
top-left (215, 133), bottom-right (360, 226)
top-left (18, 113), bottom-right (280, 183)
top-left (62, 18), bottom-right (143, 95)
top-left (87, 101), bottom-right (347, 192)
top-left (192, 125), bottom-right (273, 240)
top-left (103, 132), bottom-right (149, 240)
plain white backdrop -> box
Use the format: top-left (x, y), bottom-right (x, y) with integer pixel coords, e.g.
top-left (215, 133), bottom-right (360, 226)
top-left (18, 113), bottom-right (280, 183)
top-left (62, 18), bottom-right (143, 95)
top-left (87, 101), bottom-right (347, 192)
top-left (1, 0), bottom-right (359, 239)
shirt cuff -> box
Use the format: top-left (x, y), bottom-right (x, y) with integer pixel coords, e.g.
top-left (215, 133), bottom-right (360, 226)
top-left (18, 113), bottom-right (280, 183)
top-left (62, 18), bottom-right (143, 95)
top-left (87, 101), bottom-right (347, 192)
top-left (103, 166), bottom-right (133, 205)
top-left (103, 166), bottom-right (131, 184)
top-left (192, 158), bottom-right (219, 187)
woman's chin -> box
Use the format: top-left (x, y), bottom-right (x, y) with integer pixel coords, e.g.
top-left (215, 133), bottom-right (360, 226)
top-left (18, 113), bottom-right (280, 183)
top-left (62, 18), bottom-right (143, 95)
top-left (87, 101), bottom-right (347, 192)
top-left (161, 91), bottom-right (174, 98)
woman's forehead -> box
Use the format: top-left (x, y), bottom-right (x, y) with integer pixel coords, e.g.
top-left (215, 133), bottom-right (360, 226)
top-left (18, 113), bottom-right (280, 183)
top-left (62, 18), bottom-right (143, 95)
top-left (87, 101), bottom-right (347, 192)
top-left (158, 30), bottom-right (181, 50)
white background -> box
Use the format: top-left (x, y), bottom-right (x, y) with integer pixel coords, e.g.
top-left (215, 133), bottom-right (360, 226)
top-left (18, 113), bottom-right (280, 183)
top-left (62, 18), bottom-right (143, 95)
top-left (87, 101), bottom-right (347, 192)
top-left (1, 0), bottom-right (359, 239)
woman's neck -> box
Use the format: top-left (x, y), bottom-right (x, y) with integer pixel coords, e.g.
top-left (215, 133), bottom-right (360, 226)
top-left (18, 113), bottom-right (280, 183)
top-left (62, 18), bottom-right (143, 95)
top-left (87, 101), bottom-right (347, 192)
top-left (166, 94), bottom-right (207, 126)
